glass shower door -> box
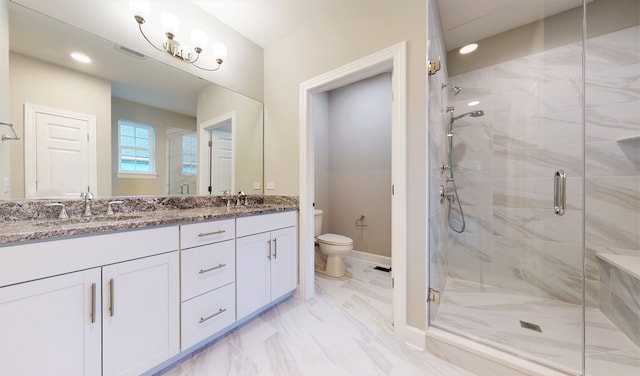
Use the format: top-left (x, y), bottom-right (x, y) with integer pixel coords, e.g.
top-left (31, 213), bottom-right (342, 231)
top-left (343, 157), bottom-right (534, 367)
top-left (428, 0), bottom-right (586, 373)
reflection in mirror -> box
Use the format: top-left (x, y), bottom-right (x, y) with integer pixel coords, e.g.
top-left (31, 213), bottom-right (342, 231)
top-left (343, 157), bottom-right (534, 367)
top-left (7, 2), bottom-right (263, 198)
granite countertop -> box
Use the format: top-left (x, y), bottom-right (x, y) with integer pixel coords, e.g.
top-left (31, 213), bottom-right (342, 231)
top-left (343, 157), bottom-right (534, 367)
top-left (0, 195), bottom-right (298, 246)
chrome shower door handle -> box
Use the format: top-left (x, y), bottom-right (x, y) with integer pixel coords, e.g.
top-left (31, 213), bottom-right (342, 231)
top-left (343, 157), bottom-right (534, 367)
top-left (554, 170), bottom-right (566, 216)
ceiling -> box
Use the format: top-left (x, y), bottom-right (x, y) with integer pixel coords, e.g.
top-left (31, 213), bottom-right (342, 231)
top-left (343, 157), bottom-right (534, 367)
top-left (191, 0), bottom-right (586, 50)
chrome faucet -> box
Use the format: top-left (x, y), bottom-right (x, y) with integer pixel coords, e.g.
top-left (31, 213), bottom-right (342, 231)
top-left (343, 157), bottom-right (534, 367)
top-left (80, 189), bottom-right (94, 216)
top-left (236, 191), bottom-right (246, 206)
top-left (223, 190), bottom-right (232, 207)
top-left (44, 203), bottom-right (69, 219)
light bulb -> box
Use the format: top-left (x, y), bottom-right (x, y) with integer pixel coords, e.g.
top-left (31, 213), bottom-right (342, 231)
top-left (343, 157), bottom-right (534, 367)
top-left (211, 43), bottom-right (227, 61)
top-left (191, 29), bottom-right (207, 50)
top-left (459, 43), bottom-right (478, 55)
top-left (129, 1), bottom-right (150, 20)
top-left (161, 12), bottom-right (180, 36)
top-left (70, 51), bottom-right (92, 64)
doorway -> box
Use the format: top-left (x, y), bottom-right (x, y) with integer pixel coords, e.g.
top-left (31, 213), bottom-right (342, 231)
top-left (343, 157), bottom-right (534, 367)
top-left (299, 42), bottom-right (408, 341)
top-left (197, 111), bottom-right (235, 195)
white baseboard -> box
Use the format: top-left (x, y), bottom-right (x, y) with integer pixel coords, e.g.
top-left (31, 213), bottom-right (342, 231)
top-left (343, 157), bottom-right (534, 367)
top-left (347, 250), bottom-right (391, 267)
top-left (405, 325), bottom-right (426, 351)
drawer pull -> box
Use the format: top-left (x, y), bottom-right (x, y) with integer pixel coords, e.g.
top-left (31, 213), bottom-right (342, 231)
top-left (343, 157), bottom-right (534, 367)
top-left (198, 263), bottom-right (227, 274)
top-left (109, 278), bottom-right (115, 317)
top-left (198, 230), bottom-right (226, 237)
top-left (199, 308), bottom-right (227, 324)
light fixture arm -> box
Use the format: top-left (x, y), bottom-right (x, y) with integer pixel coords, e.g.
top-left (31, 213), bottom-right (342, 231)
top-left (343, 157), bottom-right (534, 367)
top-left (192, 58), bottom-right (223, 72)
top-left (0, 121), bottom-right (20, 142)
top-left (135, 16), bottom-right (165, 53)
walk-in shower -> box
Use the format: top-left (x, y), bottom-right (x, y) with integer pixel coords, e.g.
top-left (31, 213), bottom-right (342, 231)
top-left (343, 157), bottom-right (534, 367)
top-left (428, 0), bottom-right (639, 375)
top-left (441, 108), bottom-right (484, 233)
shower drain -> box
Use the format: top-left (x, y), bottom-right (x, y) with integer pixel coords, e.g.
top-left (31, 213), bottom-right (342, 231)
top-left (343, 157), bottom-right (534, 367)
top-left (519, 320), bottom-right (542, 333)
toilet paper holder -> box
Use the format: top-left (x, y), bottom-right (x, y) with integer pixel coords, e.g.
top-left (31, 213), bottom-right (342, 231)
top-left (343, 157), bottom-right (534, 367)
top-left (355, 215), bottom-right (367, 228)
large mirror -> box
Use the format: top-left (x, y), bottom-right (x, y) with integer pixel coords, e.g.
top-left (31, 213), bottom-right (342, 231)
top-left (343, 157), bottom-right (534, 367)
top-left (7, 2), bottom-right (263, 198)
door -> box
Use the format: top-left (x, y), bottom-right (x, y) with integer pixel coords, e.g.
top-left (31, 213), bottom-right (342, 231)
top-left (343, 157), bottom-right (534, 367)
top-left (270, 227), bottom-right (298, 300)
top-left (236, 232), bottom-right (271, 319)
top-left (0, 269), bottom-right (102, 376)
top-left (166, 128), bottom-right (197, 195)
top-left (210, 129), bottom-right (232, 195)
top-left (102, 252), bottom-right (179, 376)
top-left (24, 103), bottom-right (97, 198)
top-left (427, 0), bottom-right (586, 373)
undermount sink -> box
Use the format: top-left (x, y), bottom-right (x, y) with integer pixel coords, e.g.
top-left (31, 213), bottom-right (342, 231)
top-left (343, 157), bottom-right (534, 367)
top-left (33, 214), bottom-right (144, 227)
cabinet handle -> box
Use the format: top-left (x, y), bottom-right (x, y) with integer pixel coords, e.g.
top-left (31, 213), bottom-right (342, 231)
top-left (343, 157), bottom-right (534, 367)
top-left (198, 230), bottom-right (226, 237)
top-left (90, 283), bottom-right (96, 324)
top-left (267, 239), bottom-right (272, 260)
top-left (109, 278), bottom-right (115, 317)
top-left (199, 308), bottom-right (227, 324)
top-left (273, 238), bottom-right (277, 259)
top-left (198, 263), bottom-right (227, 274)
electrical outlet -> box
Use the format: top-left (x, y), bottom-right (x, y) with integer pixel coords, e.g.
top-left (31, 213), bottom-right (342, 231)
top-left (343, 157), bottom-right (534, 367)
top-left (253, 182), bottom-right (261, 190)
top-left (266, 182), bottom-right (275, 190)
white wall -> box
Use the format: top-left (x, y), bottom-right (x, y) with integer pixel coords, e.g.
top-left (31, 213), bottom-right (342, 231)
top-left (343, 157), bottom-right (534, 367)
top-left (264, 0), bottom-right (427, 328)
top-left (0, 0), bottom-right (9, 200)
top-left (324, 73), bottom-right (392, 258)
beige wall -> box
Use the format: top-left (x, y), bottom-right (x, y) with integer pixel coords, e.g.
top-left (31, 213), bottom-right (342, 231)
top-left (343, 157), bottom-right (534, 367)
top-left (111, 97), bottom-right (196, 196)
top-left (9, 52), bottom-right (112, 198)
top-left (0, 0), bottom-right (9, 200)
top-left (197, 84), bottom-right (264, 194)
top-left (264, 0), bottom-right (427, 328)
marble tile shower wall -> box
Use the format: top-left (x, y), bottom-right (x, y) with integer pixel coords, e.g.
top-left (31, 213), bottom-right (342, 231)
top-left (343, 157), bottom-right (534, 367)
top-left (427, 0), bottom-right (449, 321)
top-left (446, 26), bottom-right (639, 307)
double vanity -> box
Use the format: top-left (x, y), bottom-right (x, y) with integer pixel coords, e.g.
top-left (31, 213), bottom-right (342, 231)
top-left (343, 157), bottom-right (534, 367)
top-left (0, 195), bottom-right (298, 376)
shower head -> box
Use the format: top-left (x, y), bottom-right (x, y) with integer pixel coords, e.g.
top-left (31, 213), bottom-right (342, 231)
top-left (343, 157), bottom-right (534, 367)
top-left (441, 83), bottom-right (462, 95)
top-left (452, 110), bottom-right (484, 122)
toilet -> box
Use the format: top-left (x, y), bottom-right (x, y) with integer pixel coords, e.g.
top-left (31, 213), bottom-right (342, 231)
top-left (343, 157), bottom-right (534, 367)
top-left (314, 209), bottom-right (353, 278)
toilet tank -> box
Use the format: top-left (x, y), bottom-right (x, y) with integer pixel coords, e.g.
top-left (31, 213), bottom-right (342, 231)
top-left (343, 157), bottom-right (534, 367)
top-left (314, 209), bottom-right (323, 237)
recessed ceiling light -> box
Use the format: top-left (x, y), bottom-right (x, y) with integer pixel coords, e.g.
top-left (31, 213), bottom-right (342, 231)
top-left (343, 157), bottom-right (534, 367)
top-left (70, 51), bottom-right (92, 64)
top-left (468, 100), bottom-right (480, 106)
top-left (459, 43), bottom-right (478, 55)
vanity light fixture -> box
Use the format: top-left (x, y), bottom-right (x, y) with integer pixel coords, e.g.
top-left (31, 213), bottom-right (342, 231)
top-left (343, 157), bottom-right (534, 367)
top-left (459, 43), bottom-right (478, 55)
top-left (129, 1), bottom-right (227, 72)
top-left (0, 121), bottom-right (20, 141)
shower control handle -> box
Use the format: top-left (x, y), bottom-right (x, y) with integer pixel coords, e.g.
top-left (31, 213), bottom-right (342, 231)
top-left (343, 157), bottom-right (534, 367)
top-left (554, 170), bottom-right (566, 216)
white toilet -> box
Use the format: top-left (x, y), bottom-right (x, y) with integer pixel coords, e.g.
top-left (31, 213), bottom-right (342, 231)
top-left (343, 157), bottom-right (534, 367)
top-left (314, 209), bottom-right (353, 278)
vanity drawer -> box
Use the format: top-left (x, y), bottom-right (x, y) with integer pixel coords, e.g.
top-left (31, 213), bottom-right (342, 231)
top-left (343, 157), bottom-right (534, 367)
top-left (181, 240), bottom-right (235, 301)
top-left (181, 283), bottom-right (235, 350)
top-left (180, 218), bottom-right (235, 249)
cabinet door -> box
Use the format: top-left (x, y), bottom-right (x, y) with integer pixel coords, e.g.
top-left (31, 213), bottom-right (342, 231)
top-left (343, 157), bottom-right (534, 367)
top-left (102, 252), bottom-right (179, 376)
top-left (270, 227), bottom-right (298, 300)
top-left (0, 268), bottom-right (102, 376)
top-left (236, 232), bottom-right (271, 319)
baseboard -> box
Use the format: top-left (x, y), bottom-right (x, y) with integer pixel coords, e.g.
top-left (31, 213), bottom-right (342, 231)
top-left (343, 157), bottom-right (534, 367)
top-left (347, 250), bottom-right (391, 267)
top-left (405, 325), bottom-right (426, 351)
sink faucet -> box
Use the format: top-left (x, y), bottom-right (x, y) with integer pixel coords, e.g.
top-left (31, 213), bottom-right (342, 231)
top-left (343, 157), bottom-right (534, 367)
top-left (80, 189), bottom-right (94, 216)
top-left (223, 190), bottom-right (232, 207)
top-left (236, 191), bottom-right (246, 206)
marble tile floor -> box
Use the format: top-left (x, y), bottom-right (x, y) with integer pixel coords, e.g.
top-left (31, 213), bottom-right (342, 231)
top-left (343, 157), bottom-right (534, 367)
top-left (432, 278), bottom-right (640, 376)
top-left (158, 257), bottom-right (476, 376)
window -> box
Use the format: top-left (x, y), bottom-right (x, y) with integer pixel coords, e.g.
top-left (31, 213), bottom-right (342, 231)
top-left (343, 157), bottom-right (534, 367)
top-left (182, 133), bottom-right (197, 176)
top-left (118, 120), bottom-right (155, 174)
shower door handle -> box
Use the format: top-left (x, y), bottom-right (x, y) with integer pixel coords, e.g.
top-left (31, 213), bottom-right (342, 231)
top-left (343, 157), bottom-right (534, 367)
top-left (554, 170), bottom-right (566, 216)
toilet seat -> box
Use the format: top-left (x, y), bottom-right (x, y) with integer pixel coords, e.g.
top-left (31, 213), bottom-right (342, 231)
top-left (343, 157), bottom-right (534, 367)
top-left (317, 233), bottom-right (353, 246)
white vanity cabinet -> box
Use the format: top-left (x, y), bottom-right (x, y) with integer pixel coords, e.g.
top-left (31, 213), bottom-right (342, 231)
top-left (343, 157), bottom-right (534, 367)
top-left (179, 219), bottom-right (236, 350)
top-left (0, 268), bottom-right (102, 376)
top-left (0, 227), bottom-right (180, 376)
top-left (236, 211), bottom-right (298, 319)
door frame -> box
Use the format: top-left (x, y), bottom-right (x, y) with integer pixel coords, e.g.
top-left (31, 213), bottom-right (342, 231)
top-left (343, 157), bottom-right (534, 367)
top-left (197, 111), bottom-right (236, 195)
top-left (299, 42), bottom-right (407, 341)
top-left (24, 103), bottom-right (97, 198)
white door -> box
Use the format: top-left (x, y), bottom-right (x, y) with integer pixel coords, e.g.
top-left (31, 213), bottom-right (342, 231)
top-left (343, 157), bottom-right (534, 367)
top-left (236, 232), bottom-right (271, 319)
top-left (210, 129), bottom-right (233, 194)
top-left (25, 104), bottom-right (97, 198)
top-left (270, 227), bottom-right (298, 301)
top-left (0, 268), bottom-right (102, 376)
top-left (102, 252), bottom-right (180, 376)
